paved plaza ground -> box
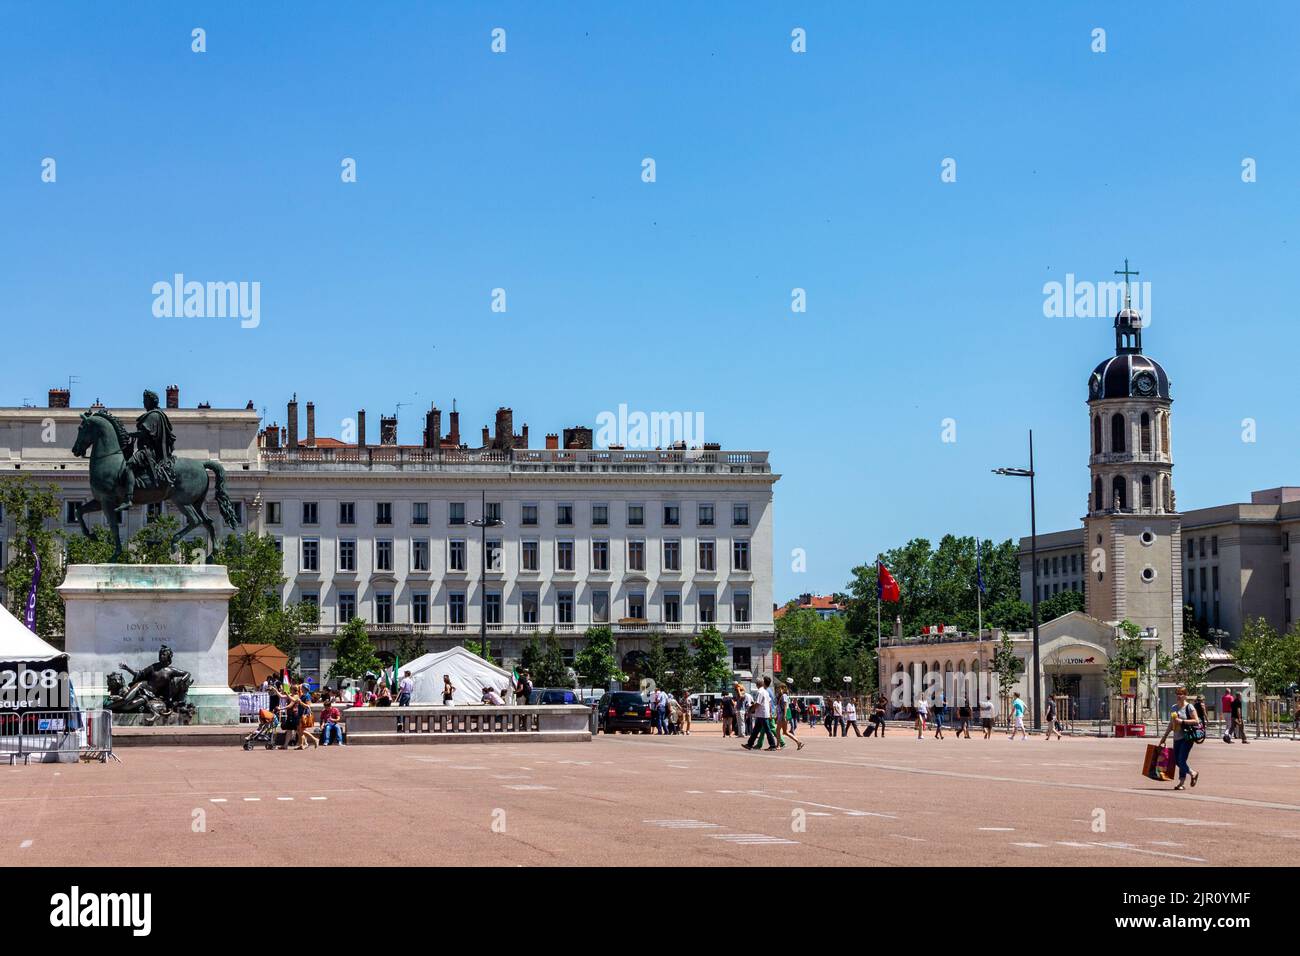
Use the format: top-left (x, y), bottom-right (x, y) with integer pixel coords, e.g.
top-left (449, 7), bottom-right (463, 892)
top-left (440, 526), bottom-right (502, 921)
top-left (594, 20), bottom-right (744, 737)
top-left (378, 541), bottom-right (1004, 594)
top-left (5, 726), bottom-right (1299, 867)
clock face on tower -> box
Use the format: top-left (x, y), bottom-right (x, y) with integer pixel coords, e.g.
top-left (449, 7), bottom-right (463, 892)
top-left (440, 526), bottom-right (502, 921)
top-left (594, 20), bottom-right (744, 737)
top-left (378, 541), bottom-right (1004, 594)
top-left (1089, 372), bottom-right (1102, 399)
top-left (1133, 370), bottom-right (1157, 397)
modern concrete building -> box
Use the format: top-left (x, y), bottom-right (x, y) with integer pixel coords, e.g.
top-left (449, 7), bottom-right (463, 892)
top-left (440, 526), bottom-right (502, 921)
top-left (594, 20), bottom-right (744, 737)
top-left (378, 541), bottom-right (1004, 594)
top-left (0, 387), bottom-right (779, 687)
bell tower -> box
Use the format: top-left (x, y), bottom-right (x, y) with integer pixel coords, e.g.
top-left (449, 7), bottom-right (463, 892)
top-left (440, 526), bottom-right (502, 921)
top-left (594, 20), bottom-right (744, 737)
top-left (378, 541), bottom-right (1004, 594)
top-left (1083, 260), bottom-right (1183, 653)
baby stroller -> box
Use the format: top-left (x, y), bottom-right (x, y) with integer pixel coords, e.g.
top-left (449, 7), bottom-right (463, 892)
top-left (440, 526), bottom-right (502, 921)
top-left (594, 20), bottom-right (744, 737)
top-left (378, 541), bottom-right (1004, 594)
top-left (242, 708), bottom-right (280, 750)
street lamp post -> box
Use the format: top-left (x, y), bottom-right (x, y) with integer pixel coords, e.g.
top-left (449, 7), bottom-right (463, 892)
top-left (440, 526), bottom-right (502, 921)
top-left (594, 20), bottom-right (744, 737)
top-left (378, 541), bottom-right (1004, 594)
top-left (470, 489), bottom-right (504, 663)
top-left (993, 429), bottom-right (1042, 731)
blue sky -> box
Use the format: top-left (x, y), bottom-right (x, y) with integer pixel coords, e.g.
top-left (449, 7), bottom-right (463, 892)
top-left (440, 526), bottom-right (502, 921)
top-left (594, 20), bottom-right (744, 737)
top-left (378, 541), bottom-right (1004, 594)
top-left (3, 2), bottom-right (1299, 600)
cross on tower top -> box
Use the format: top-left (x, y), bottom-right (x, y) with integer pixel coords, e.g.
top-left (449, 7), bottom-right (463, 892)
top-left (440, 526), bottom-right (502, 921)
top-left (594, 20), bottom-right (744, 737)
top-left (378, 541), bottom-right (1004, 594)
top-left (1114, 257), bottom-right (1140, 309)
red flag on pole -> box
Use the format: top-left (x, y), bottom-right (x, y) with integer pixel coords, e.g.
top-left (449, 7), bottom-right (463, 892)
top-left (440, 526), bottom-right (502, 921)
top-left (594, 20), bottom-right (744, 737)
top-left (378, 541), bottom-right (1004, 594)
top-left (878, 563), bottom-right (901, 603)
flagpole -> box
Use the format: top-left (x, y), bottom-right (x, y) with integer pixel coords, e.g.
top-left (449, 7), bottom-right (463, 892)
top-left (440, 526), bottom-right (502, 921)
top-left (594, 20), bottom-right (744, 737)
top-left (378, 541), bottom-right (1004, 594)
top-left (876, 559), bottom-right (882, 651)
top-left (976, 539), bottom-right (983, 639)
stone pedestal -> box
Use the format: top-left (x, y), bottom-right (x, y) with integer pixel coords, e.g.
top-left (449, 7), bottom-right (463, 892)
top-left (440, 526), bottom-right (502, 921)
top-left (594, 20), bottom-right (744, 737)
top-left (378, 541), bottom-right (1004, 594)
top-left (59, 565), bottom-right (239, 725)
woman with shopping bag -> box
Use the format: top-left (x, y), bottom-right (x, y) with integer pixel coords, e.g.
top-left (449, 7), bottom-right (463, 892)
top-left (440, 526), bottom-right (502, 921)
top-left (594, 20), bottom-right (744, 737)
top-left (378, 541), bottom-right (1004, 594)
top-left (1157, 686), bottom-right (1201, 791)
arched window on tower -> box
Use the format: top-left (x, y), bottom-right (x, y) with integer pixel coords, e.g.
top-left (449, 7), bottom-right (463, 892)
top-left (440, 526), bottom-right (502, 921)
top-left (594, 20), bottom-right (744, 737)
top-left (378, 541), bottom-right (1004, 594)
top-left (1164, 477), bottom-right (1173, 512)
top-left (1092, 415), bottom-right (1102, 455)
top-left (1112, 475), bottom-right (1127, 511)
top-left (1141, 474), bottom-right (1153, 510)
top-left (1111, 413), bottom-right (1126, 453)
top-left (1162, 414), bottom-right (1170, 455)
top-left (1140, 413), bottom-right (1151, 454)
top-left (1094, 476), bottom-right (1104, 511)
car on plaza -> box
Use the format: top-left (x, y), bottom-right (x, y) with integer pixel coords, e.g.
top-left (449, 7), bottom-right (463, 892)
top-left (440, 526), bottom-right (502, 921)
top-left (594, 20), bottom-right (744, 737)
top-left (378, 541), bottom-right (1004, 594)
top-left (597, 691), bottom-right (653, 734)
top-left (527, 687), bottom-right (582, 705)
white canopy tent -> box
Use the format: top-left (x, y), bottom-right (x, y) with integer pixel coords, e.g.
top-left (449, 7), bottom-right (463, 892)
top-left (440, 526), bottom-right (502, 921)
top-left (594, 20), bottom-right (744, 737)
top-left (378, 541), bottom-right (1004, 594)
top-left (0, 599), bottom-right (64, 662)
top-left (398, 646), bottom-right (517, 705)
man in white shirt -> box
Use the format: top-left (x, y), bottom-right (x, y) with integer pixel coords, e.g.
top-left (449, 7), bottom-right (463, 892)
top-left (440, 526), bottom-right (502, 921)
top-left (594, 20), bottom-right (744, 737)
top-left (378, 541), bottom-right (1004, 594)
top-left (742, 678), bottom-right (777, 750)
top-left (397, 671), bottom-right (414, 706)
top-left (830, 698), bottom-right (843, 737)
top-left (980, 698), bottom-right (994, 739)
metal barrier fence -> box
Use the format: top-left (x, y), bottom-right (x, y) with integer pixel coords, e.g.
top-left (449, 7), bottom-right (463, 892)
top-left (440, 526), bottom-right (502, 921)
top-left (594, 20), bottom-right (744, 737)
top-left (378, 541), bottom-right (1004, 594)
top-left (0, 709), bottom-right (117, 764)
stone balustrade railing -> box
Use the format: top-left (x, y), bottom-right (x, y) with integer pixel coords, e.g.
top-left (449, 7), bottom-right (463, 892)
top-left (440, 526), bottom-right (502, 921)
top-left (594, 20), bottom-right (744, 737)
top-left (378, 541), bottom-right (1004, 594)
top-left (342, 704), bottom-right (592, 742)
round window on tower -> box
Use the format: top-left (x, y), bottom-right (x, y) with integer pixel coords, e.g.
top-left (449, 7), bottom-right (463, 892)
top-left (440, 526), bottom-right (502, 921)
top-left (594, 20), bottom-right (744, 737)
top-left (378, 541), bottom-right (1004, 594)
top-left (1141, 566), bottom-right (1157, 583)
top-left (1140, 529), bottom-right (1156, 547)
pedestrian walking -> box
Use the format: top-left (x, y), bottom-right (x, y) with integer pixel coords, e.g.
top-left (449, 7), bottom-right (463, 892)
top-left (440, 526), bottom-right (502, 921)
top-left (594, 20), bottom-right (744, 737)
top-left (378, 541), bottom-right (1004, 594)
top-left (721, 694), bottom-right (737, 737)
top-left (742, 679), bottom-right (777, 751)
top-left (980, 696), bottom-right (994, 739)
top-left (915, 694), bottom-right (928, 739)
top-left (843, 699), bottom-right (861, 737)
top-left (1160, 686), bottom-right (1201, 791)
top-left (829, 698), bottom-right (842, 737)
top-left (776, 684), bottom-right (804, 751)
top-left (397, 670), bottom-right (413, 707)
top-left (295, 683), bottom-right (319, 749)
top-left (867, 696), bottom-right (886, 737)
top-left (442, 673), bottom-right (456, 706)
top-left (735, 684), bottom-right (750, 737)
top-left (932, 697), bottom-right (945, 739)
top-left (1231, 691), bottom-right (1249, 743)
top-left (956, 699), bottom-right (972, 739)
top-left (1221, 688), bottom-right (1235, 742)
top-left (1008, 692), bottom-right (1028, 740)
top-left (1043, 697), bottom-right (1063, 740)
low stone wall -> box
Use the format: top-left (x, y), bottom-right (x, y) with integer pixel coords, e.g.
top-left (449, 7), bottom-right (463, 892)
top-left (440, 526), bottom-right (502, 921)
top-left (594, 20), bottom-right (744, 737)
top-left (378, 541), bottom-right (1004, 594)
top-left (343, 704), bottom-right (592, 744)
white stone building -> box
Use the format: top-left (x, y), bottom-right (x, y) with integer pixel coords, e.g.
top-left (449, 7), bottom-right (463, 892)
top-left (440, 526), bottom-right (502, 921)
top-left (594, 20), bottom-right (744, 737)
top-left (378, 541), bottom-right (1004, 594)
top-left (0, 387), bottom-right (779, 687)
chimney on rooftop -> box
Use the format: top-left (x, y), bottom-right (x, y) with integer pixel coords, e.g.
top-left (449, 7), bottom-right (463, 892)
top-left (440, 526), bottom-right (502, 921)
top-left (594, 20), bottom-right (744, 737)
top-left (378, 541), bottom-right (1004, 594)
top-left (521, 424), bottom-right (529, 448)
top-left (494, 407), bottom-right (513, 451)
top-left (545, 433), bottom-right (559, 450)
top-left (357, 409), bottom-right (366, 448)
top-left (287, 394), bottom-right (299, 449)
top-left (481, 425), bottom-right (490, 447)
top-left (562, 426), bottom-right (593, 450)
top-left (165, 385), bottom-right (179, 409)
top-left (305, 402), bottom-right (316, 446)
top-left (380, 415), bottom-right (398, 445)
top-left (48, 388), bottom-right (70, 409)
top-left (263, 422), bottom-right (280, 451)
top-left (424, 406), bottom-right (441, 449)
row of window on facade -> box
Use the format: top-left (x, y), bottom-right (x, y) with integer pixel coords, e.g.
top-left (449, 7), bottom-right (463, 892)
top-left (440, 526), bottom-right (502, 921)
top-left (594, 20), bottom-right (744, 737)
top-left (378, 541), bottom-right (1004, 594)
top-left (1092, 474), bottom-right (1172, 512)
top-left (292, 536), bottom-right (753, 575)
top-left (268, 500), bottom-right (752, 530)
top-left (1038, 580), bottom-right (1083, 600)
top-left (1038, 553), bottom-right (1086, 577)
top-left (295, 586), bottom-right (754, 626)
top-left (1091, 410), bottom-right (1170, 456)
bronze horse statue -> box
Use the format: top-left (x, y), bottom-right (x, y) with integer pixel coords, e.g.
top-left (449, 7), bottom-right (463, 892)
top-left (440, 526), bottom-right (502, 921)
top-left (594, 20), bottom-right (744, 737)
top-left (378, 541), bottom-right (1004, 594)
top-left (71, 409), bottom-right (238, 560)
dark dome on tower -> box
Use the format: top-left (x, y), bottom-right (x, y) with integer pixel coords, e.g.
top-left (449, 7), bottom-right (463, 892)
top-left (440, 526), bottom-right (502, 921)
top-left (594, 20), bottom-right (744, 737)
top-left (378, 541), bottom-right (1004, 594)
top-left (1088, 352), bottom-right (1170, 401)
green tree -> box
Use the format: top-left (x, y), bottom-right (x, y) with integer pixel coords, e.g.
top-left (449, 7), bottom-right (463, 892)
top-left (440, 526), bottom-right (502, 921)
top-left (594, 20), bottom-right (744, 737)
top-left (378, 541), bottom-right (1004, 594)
top-left (328, 618), bottom-right (381, 680)
top-left (128, 513), bottom-right (203, 565)
top-left (991, 631), bottom-right (1024, 698)
top-left (1165, 626), bottom-right (1210, 694)
top-left (213, 532), bottom-right (317, 661)
top-left (774, 608), bottom-right (873, 696)
top-left (643, 633), bottom-right (669, 687)
top-left (574, 625), bottom-right (624, 688)
top-left (1234, 616), bottom-right (1297, 696)
top-left (1104, 619), bottom-right (1155, 703)
top-left (691, 625), bottom-right (731, 693)
top-left (844, 536), bottom-right (1023, 640)
top-left (986, 597), bottom-right (1032, 632)
top-left (533, 628), bottom-right (572, 687)
top-left (0, 477), bottom-right (65, 643)
top-left (1038, 589), bottom-right (1084, 622)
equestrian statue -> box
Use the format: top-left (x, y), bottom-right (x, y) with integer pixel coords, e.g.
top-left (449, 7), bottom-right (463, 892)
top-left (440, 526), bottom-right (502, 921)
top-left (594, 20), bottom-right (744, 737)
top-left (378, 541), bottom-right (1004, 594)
top-left (70, 388), bottom-right (240, 560)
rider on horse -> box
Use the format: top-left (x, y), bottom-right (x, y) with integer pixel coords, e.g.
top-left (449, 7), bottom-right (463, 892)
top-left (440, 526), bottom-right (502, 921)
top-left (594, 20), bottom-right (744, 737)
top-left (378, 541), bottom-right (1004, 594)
top-left (117, 389), bottom-right (178, 512)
